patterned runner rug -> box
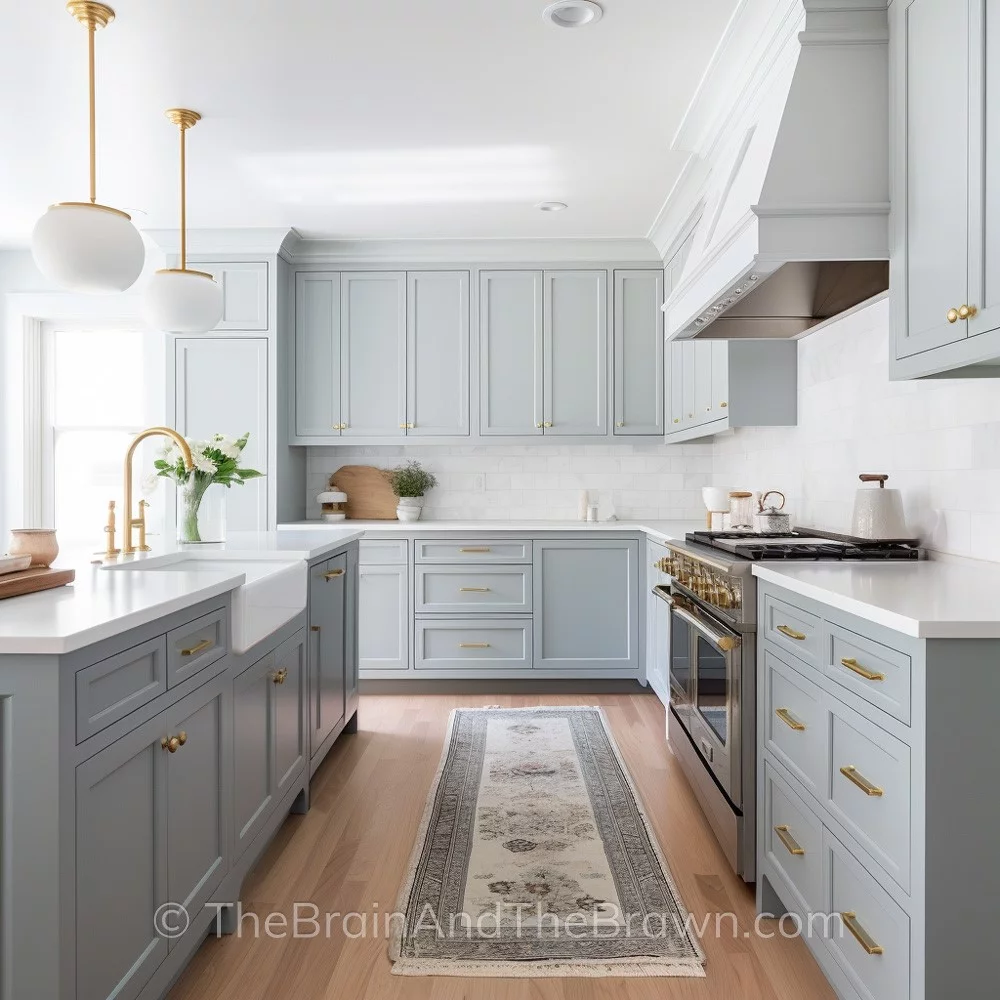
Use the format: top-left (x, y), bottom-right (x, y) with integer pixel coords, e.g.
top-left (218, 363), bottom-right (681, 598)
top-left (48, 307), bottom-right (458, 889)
top-left (389, 706), bottom-right (706, 977)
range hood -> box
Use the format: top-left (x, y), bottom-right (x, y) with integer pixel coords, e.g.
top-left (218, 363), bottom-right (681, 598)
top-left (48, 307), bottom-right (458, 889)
top-left (663, 0), bottom-right (890, 340)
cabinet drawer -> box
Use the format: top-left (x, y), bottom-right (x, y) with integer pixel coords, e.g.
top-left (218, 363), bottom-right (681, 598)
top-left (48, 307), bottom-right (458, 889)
top-left (763, 592), bottom-right (823, 669)
top-left (359, 539), bottom-right (408, 565)
top-left (828, 706), bottom-right (911, 891)
top-left (166, 607), bottom-right (227, 688)
top-left (414, 539), bottom-right (531, 563)
top-left (763, 649), bottom-right (828, 800)
top-left (825, 831), bottom-right (910, 1000)
top-left (827, 624), bottom-right (911, 725)
top-left (763, 760), bottom-right (825, 917)
top-left (414, 619), bottom-right (532, 669)
top-left (415, 565), bottom-right (532, 614)
top-left (76, 636), bottom-right (168, 743)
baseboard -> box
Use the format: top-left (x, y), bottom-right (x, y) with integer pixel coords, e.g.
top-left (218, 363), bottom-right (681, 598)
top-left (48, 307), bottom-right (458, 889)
top-left (360, 678), bottom-right (649, 695)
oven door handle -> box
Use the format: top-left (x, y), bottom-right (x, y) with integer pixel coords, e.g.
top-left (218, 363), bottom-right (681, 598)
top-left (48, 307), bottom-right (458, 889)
top-left (675, 602), bottom-right (741, 652)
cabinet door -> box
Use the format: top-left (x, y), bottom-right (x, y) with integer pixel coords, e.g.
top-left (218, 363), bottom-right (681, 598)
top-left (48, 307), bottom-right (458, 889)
top-left (309, 555), bottom-right (347, 752)
top-left (532, 539), bottom-right (639, 672)
top-left (232, 653), bottom-right (274, 859)
top-left (543, 270), bottom-right (608, 435)
top-left (711, 341), bottom-right (730, 418)
top-left (613, 270), bottom-right (664, 435)
top-left (340, 272), bottom-right (406, 436)
top-left (174, 337), bottom-right (268, 531)
top-left (681, 340), bottom-right (697, 427)
top-left (76, 713), bottom-right (169, 1000)
top-left (165, 677), bottom-right (229, 948)
top-left (667, 341), bottom-right (684, 430)
top-left (274, 630), bottom-right (307, 795)
top-left (190, 261), bottom-right (268, 331)
top-left (358, 563), bottom-right (409, 670)
top-left (406, 271), bottom-right (470, 436)
top-left (343, 546), bottom-right (360, 721)
top-left (295, 271), bottom-right (342, 437)
top-left (480, 271), bottom-right (543, 435)
top-left (693, 341), bottom-right (714, 426)
top-left (894, 0), bottom-right (970, 357)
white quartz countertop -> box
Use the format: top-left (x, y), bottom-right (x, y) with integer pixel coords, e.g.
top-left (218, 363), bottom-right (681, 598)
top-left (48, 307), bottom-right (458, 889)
top-left (280, 519), bottom-right (701, 545)
top-left (0, 528), bottom-right (365, 656)
top-left (753, 561), bottom-right (1000, 639)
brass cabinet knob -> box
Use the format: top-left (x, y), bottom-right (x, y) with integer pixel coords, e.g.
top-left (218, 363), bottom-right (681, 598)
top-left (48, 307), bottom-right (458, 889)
top-left (720, 401), bottom-right (728, 408)
top-left (947, 308), bottom-right (959, 324)
top-left (399, 423), bottom-right (408, 429)
top-left (543, 421), bottom-right (553, 428)
top-left (177, 730), bottom-right (187, 746)
top-left (673, 418), bottom-right (680, 424)
top-left (310, 624), bottom-right (321, 632)
top-left (958, 304), bottom-right (977, 320)
top-left (615, 421), bottom-right (625, 428)
top-left (161, 735), bottom-right (181, 753)
top-left (272, 668), bottom-right (288, 685)
top-left (536, 422), bottom-right (543, 428)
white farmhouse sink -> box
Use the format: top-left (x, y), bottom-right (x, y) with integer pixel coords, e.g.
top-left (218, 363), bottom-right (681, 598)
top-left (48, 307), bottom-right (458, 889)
top-left (104, 553), bottom-right (306, 653)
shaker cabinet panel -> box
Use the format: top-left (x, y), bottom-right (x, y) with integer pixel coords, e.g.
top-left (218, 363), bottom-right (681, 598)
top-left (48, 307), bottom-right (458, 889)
top-left (543, 270), bottom-right (608, 435)
top-left (174, 337), bottom-right (268, 531)
top-left (359, 564), bottom-right (409, 671)
top-left (406, 271), bottom-right (470, 436)
top-left (232, 653), bottom-right (275, 857)
top-left (613, 269), bottom-right (664, 435)
top-left (274, 630), bottom-right (308, 795)
top-left (340, 272), bottom-right (406, 437)
top-left (309, 554), bottom-right (347, 751)
top-left (480, 270), bottom-right (543, 435)
top-left (189, 261), bottom-right (269, 331)
top-left (295, 271), bottom-right (342, 437)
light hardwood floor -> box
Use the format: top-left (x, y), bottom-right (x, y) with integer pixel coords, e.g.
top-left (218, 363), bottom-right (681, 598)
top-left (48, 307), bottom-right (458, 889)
top-left (169, 692), bottom-right (835, 999)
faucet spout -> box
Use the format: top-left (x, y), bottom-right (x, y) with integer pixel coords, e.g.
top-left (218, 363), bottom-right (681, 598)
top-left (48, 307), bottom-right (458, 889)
top-left (123, 427), bottom-right (194, 555)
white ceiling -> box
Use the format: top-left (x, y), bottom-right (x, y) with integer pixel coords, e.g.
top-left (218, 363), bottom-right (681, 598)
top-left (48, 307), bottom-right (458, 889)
top-left (0, 0), bottom-right (739, 246)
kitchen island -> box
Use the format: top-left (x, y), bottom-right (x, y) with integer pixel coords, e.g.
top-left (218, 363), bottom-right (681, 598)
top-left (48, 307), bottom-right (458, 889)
top-left (0, 528), bottom-right (362, 1000)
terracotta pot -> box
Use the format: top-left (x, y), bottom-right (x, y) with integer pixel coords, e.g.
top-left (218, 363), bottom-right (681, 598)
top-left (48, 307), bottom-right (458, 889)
top-left (9, 528), bottom-right (60, 568)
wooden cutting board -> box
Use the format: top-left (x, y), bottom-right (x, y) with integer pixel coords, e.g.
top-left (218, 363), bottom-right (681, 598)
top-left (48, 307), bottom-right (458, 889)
top-left (0, 566), bottom-right (76, 600)
top-left (329, 465), bottom-right (398, 520)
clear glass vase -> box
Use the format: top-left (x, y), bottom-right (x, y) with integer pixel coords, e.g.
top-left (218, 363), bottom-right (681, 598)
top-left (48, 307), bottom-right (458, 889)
top-left (177, 479), bottom-right (226, 544)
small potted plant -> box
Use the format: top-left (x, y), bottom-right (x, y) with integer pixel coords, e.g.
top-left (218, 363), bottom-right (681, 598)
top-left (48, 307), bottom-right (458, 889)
top-left (389, 461), bottom-right (437, 522)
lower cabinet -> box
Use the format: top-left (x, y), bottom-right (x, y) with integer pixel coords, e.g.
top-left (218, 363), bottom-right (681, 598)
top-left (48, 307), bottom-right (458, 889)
top-left (646, 538), bottom-right (671, 704)
top-left (359, 561), bottom-right (409, 672)
top-left (76, 674), bottom-right (229, 1000)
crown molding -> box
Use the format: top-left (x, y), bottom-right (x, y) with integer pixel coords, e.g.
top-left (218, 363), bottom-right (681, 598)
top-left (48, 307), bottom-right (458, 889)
top-left (143, 227), bottom-right (294, 257)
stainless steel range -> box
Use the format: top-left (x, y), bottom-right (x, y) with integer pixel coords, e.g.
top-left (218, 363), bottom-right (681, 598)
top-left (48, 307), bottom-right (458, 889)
top-left (652, 529), bottom-right (919, 882)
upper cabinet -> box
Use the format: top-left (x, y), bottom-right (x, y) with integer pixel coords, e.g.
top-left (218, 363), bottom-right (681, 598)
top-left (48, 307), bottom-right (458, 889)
top-left (188, 260), bottom-right (269, 332)
top-left (891, 0), bottom-right (1000, 377)
top-left (613, 270), bottom-right (664, 436)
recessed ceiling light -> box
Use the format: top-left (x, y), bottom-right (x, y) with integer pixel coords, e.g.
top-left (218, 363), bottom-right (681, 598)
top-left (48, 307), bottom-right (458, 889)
top-left (542, 1), bottom-right (603, 29)
top-left (537, 201), bottom-right (568, 212)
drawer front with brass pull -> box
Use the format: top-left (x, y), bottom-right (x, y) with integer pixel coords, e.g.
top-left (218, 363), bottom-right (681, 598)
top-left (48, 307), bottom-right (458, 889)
top-left (827, 624), bottom-right (911, 725)
top-left (764, 649), bottom-right (828, 799)
top-left (414, 539), bottom-right (531, 564)
top-left (414, 619), bottom-right (532, 670)
top-left (763, 761), bottom-right (824, 916)
top-left (415, 566), bottom-right (532, 614)
top-left (828, 707), bottom-right (911, 891)
top-left (826, 831), bottom-right (910, 1000)
top-left (166, 607), bottom-right (227, 689)
top-left (763, 593), bottom-right (822, 670)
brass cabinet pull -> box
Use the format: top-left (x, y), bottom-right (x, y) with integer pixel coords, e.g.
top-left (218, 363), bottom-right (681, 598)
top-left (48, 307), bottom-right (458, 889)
top-left (399, 422), bottom-right (415, 429)
top-left (775, 707), bottom-right (806, 732)
top-left (180, 638), bottom-right (213, 657)
top-left (947, 308), bottom-right (959, 323)
top-left (323, 568), bottom-right (345, 580)
top-left (673, 417), bottom-right (680, 423)
top-left (459, 642), bottom-right (490, 649)
top-left (459, 587), bottom-right (491, 593)
top-left (460, 547), bottom-right (491, 553)
top-left (841, 911), bottom-right (884, 955)
top-left (773, 824), bottom-right (805, 856)
top-left (776, 624), bottom-right (807, 641)
top-left (536, 422), bottom-right (544, 428)
top-left (840, 765), bottom-right (884, 797)
top-left (272, 668), bottom-right (288, 685)
top-left (958, 304), bottom-right (978, 320)
top-left (310, 625), bottom-right (320, 632)
top-left (160, 730), bottom-right (187, 754)
top-left (840, 657), bottom-right (885, 682)
top-left (615, 421), bottom-right (625, 427)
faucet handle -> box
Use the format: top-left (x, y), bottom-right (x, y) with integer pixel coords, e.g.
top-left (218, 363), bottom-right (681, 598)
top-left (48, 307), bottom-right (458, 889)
top-left (103, 500), bottom-right (120, 559)
top-left (136, 500), bottom-right (152, 552)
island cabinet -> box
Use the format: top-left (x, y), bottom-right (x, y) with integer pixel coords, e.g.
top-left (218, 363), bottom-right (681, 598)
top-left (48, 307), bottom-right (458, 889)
top-left (757, 581), bottom-right (1000, 1000)
top-left (890, 0), bottom-right (1000, 377)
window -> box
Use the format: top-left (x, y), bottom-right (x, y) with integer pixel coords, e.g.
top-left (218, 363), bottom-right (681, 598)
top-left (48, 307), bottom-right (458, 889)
top-left (41, 325), bottom-right (166, 547)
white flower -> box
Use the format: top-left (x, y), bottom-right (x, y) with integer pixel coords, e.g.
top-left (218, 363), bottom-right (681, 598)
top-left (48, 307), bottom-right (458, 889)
top-left (140, 473), bottom-right (160, 496)
top-left (193, 454), bottom-right (217, 475)
top-left (158, 441), bottom-right (176, 460)
top-left (213, 432), bottom-right (225, 442)
top-left (221, 440), bottom-right (241, 459)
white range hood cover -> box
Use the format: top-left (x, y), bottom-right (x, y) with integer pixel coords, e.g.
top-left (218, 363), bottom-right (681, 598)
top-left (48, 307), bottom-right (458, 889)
top-left (663, 0), bottom-right (890, 340)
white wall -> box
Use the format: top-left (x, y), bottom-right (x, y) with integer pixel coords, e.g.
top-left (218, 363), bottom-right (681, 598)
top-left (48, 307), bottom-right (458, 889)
top-left (304, 442), bottom-right (714, 521)
top-left (712, 296), bottom-right (1000, 560)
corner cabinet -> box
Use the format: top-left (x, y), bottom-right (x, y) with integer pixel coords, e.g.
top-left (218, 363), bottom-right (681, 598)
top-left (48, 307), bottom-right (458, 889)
top-left (665, 339), bottom-right (797, 443)
top-left (891, 0), bottom-right (1000, 377)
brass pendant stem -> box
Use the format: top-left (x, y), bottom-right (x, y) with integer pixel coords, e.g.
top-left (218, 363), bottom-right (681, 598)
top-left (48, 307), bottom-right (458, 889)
top-left (88, 22), bottom-right (96, 203)
top-left (179, 124), bottom-right (186, 269)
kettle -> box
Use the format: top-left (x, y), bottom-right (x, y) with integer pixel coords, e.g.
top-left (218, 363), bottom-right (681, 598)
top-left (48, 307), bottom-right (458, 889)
top-left (851, 474), bottom-right (909, 539)
top-left (754, 491), bottom-right (792, 533)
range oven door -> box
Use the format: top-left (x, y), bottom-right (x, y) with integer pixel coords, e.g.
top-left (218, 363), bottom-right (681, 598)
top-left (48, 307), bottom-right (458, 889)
top-left (653, 586), bottom-right (691, 727)
top-left (666, 590), bottom-right (743, 808)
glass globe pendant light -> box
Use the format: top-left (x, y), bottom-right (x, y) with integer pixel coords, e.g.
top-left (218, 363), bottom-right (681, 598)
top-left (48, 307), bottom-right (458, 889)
top-left (142, 109), bottom-right (223, 333)
top-left (31, 2), bottom-right (145, 292)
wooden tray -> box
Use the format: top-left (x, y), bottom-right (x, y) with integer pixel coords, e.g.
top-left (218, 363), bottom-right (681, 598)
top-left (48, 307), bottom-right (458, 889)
top-left (329, 465), bottom-right (398, 520)
top-left (0, 567), bottom-right (76, 600)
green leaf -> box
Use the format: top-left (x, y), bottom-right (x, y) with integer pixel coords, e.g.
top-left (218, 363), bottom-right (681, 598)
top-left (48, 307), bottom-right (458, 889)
top-left (235, 468), bottom-right (263, 481)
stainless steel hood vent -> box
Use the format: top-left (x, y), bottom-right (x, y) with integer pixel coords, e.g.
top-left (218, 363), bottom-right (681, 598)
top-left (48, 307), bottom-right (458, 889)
top-left (663, 0), bottom-right (890, 341)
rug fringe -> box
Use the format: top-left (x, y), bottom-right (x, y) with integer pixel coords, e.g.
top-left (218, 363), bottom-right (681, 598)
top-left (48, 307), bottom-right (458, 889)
top-left (391, 958), bottom-right (706, 978)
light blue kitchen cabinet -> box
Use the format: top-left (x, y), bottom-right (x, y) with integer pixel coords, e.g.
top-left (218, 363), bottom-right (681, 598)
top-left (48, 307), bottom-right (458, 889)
top-left (532, 538), bottom-right (639, 672)
top-left (342, 543), bottom-right (360, 728)
top-left (613, 269), bottom-right (664, 435)
top-left (479, 270), bottom-right (544, 435)
top-left (188, 260), bottom-right (269, 332)
top-left (294, 271), bottom-right (341, 437)
top-left (359, 563), bottom-right (409, 671)
top-left (406, 271), bottom-right (470, 436)
top-left (308, 552), bottom-right (348, 770)
top-left (174, 336), bottom-right (269, 530)
top-left (890, 0), bottom-right (1000, 376)
top-left (340, 272), bottom-right (407, 437)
